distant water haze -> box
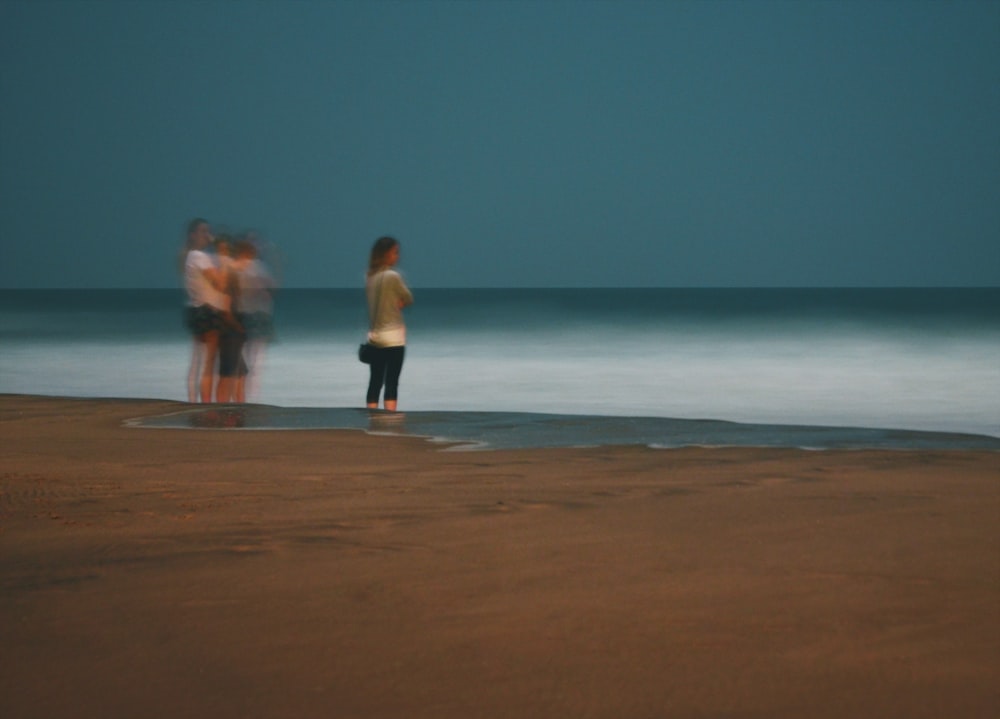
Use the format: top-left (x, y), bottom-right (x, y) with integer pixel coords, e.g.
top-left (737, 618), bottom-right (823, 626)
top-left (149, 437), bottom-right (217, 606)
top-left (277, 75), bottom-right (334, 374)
top-left (1, 289), bottom-right (997, 440)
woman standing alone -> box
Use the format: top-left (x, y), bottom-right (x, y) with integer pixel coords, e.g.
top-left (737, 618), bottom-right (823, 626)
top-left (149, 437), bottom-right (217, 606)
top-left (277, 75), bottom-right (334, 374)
top-left (365, 236), bottom-right (413, 412)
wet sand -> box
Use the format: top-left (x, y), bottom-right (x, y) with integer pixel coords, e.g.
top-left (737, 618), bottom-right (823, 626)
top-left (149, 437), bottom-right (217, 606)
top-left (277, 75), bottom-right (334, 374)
top-left (2, 394), bottom-right (998, 718)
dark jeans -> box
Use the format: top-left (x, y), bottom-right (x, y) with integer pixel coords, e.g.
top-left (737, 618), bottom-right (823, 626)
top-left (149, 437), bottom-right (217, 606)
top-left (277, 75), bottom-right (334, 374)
top-left (366, 345), bottom-right (405, 404)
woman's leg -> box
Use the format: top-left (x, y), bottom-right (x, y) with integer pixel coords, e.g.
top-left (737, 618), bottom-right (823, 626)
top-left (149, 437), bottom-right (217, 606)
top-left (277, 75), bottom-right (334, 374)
top-left (382, 347), bottom-right (405, 411)
top-left (234, 332), bottom-right (248, 403)
top-left (366, 350), bottom-right (387, 408)
top-left (215, 328), bottom-right (246, 403)
top-left (216, 376), bottom-right (234, 403)
top-left (199, 330), bottom-right (219, 403)
top-left (244, 338), bottom-right (266, 401)
top-left (187, 338), bottom-right (203, 403)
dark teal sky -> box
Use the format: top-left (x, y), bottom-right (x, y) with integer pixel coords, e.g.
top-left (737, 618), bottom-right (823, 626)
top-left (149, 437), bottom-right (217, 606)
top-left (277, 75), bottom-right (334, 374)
top-left (2, 0), bottom-right (998, 288)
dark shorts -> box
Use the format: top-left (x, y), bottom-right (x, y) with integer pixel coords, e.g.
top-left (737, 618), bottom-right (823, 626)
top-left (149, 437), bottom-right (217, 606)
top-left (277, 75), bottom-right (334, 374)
top-left (218, 324), bottom-right (248, 378)
top-left (242, 311), bottom-right (274, 340)
top-left (184, 305), bottom-right (223, 336)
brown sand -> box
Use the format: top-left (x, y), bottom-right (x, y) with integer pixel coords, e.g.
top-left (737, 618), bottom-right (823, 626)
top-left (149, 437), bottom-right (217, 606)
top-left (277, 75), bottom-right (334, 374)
top-left (1, 394), bottom-right (998, 718)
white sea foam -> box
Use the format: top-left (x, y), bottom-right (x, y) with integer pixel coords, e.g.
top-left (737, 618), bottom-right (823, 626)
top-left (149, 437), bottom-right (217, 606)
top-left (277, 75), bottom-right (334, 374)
top-left (2, 289), bottom-right (998, 439)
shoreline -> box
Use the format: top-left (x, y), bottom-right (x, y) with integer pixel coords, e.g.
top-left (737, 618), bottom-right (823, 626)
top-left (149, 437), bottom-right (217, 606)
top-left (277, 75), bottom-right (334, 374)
top-left (127, 401), bottom-right (1000, 452)
top-left (7, 392), bottom-right (1000, 452)
top-left (2, 394), bottom-right (998, 718)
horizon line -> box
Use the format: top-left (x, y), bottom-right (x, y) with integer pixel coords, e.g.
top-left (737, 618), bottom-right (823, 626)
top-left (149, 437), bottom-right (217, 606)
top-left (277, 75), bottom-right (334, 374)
top-left (1, 285), bottom-right (998, 292)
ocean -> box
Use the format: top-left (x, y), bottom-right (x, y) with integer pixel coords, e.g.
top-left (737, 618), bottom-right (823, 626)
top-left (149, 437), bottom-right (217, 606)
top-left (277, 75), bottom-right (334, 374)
top-left (2, 288), bottom-right (998, 450)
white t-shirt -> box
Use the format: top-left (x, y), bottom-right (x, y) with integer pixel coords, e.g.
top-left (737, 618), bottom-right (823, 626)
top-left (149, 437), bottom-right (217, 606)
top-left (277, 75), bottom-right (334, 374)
top-left (184, 250), bottom-right (228, 310)
top-left (236, 259), bottom-right (275, 315)
top-left (366, 269), bottom-right (413, 347)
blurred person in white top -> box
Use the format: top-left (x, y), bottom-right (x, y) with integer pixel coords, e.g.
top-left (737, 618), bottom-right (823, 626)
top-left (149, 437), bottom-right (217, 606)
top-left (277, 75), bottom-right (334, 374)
top-left (231, 237), bottom-right (276, 402)
top-left (181, 219), bottom-right (228, 402)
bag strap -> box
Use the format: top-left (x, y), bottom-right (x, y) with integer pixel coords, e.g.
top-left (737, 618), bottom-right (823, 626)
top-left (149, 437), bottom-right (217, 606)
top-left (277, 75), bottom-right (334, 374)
top-left (367, 271), bottom-right (386, 330)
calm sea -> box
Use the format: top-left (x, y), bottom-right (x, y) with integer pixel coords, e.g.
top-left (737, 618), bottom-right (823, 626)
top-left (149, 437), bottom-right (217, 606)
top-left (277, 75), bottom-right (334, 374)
top-left (2, 288), bottom-right (998, 449)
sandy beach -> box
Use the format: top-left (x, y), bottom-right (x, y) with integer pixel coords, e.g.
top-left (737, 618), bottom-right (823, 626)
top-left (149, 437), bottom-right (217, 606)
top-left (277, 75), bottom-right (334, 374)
top-left (1, 394), bottom-right (998, 718)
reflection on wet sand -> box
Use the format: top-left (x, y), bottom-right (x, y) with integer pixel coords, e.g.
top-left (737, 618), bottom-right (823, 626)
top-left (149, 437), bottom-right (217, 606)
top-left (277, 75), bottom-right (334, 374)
top-left (130, 405), bottom-right (1000, 452)
top-left (367, 411), bottom-right (407, 434)
top-left (188, 407), bottom-right (246, 428)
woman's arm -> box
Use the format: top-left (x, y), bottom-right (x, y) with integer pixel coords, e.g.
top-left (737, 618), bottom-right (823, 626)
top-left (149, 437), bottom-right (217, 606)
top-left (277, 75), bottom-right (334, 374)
top-left (393, 274), bottom-right (414, 308)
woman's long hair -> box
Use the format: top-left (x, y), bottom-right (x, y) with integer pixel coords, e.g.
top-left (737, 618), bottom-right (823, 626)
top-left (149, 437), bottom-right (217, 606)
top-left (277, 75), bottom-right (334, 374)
top-left (367, 236), bottom-right (399, 277)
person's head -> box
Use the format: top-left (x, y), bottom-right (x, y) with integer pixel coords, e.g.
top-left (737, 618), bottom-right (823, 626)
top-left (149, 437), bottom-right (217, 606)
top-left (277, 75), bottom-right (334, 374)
top-left (187, 218), bottom-right (213, 250)
top-left (214, 234), bottom-right (233, 257)
top-left (232, 239), bottom-right (257, 269)
top-left (234, 239), bottom-right (257, 261)
top-left (368, 236), bottom-right (400, 275)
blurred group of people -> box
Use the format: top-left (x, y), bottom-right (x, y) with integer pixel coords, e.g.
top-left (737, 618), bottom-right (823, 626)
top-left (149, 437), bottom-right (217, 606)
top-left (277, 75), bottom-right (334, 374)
top-left (181, 218), bottom-right (277, 403)
top-left (181, 220), bottom-right (414, 413)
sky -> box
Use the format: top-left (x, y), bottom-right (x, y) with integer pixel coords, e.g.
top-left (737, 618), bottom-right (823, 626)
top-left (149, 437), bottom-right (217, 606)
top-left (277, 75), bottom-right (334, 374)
top-left (1, 0), bottom-right (998, 289)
